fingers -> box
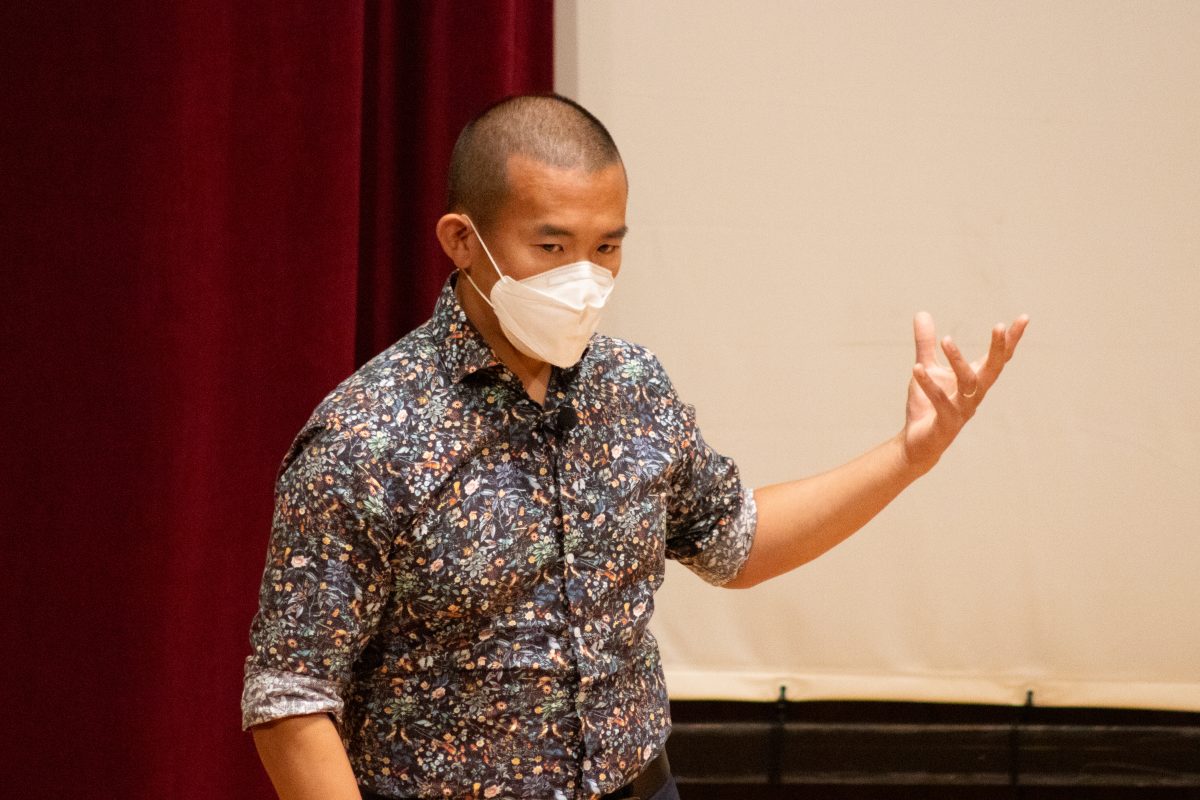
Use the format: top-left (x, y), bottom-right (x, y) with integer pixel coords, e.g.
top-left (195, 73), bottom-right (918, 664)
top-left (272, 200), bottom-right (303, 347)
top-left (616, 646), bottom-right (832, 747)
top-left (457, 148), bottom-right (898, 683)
top-left (914, 313), bottom-right (1028, 410)
top-left (1006, 314), bottom-right (1029, 357)
top-left (983, 323), bottom-right (1007, 378)
top-left (912, 362), bottom-right (960, 421)
top-left (979, 314), bottom-right (1030, 383)
top-left (940, 335), bottom-right (979, 399)
top-left (913, 311), bottom-right (938, 367)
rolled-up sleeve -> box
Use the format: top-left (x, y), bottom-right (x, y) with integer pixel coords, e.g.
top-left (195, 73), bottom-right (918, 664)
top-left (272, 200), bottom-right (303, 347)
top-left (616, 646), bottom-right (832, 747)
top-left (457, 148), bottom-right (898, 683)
top-left (663, 398), bottom-right (758, 587)
top-left (241, 412), bottom-right (395, 730)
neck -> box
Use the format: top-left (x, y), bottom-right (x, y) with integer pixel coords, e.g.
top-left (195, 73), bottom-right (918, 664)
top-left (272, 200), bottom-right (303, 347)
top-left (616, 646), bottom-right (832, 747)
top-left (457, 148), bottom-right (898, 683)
top-left (454, 272), bottom-right (551, 404)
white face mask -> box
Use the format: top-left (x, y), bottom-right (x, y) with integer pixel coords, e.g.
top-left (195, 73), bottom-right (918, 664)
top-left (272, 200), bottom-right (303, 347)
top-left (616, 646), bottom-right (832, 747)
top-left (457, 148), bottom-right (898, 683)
top-left (460, 216), bottom-right (615, 368)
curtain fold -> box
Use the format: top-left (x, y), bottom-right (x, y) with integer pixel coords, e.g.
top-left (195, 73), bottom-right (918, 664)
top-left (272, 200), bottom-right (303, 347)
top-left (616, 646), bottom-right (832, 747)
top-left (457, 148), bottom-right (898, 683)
top-left (357, 1), bottom-right (554, 363)
top-left (0, 3), bottom-right (552, 797)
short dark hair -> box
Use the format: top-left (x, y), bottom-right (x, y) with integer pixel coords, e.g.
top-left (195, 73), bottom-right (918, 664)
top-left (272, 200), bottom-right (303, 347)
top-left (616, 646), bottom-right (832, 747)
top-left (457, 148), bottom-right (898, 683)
top-left (446, 93), bottom-right (623, 228)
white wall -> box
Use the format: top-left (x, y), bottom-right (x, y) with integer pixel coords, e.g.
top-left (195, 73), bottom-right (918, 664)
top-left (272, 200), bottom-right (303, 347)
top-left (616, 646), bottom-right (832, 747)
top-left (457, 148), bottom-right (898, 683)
top-left (557, 0), bottom-right (1200, 710)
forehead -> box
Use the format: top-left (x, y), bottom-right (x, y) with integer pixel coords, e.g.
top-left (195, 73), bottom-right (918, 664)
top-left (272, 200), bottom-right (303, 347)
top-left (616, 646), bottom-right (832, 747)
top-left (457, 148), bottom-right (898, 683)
top-left (495, 153), bottom-right (627, 231)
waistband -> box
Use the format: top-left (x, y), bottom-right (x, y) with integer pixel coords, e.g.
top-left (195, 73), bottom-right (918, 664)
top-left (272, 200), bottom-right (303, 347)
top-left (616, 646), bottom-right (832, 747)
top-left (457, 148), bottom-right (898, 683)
top-left (358, 747), bottom-right (672, 800)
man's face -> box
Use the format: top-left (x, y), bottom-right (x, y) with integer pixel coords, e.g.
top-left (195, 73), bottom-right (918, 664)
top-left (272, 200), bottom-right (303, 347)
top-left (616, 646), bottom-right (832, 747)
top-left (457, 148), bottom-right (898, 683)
top-left (467, 153), bottom-right (628, 294)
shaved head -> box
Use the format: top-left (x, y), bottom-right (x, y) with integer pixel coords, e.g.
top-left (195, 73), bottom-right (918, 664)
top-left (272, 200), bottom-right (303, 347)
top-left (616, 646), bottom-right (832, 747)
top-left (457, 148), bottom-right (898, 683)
top-left (447, 93), bottom-right (624, 230)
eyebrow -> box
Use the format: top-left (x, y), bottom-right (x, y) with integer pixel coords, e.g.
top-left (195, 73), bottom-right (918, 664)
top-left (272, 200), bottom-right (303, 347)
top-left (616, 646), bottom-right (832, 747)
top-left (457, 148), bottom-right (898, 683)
top-left (535, 223), bottom-right (629, 240)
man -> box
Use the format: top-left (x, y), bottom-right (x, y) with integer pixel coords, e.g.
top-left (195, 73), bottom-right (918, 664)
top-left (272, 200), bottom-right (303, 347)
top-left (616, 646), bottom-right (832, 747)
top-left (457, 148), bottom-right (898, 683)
top-left (243, 94), bottom-right (1027, 800)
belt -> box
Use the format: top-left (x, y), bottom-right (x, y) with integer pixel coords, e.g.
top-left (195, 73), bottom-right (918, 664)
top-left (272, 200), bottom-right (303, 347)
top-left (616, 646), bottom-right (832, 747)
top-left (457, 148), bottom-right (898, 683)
top-left (359, 748), bottom-right (671, 800)
top-left (601, 748), bottom-right (671, 800)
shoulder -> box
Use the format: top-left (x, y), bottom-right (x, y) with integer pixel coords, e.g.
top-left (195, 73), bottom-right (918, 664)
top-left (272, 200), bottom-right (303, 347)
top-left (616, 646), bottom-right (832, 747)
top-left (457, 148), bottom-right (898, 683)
top-left (583, 334), bottom-right (693, 432)
top-left (277, 325), bottom-right (444, 479)
top-left (585, 333), bottom-right (676, 394)
top-left (318, 327), bottom-right (438, 421)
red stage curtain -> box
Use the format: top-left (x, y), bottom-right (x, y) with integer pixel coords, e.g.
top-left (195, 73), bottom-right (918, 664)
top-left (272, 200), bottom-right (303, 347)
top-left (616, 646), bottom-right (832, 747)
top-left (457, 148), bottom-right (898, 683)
top-left (0, 3), bottom-right (552, 798)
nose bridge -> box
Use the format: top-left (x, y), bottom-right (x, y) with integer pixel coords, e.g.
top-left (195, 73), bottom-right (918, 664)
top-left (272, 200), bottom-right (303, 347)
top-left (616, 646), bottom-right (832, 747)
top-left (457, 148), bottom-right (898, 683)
top-left (565, 240), bottom-right (594, 265)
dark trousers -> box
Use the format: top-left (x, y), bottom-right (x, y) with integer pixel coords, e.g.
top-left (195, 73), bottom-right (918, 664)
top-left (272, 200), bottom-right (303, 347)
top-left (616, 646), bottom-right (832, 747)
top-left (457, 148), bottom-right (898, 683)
top-left (602, 772), bottom-right (680, 800)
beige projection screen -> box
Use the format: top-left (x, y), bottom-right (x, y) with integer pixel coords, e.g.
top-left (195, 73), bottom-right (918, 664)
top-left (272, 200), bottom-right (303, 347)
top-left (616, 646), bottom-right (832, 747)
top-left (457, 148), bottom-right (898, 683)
top-left (555, 0), bottom-right (1200, 711)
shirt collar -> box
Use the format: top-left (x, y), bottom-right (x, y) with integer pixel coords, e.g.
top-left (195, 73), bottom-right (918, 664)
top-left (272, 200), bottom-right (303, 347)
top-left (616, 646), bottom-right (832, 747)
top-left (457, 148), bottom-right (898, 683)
top-left (432, 272), bottom-right (504, 384)
top-left (430, 271), bottom-right (596, 386)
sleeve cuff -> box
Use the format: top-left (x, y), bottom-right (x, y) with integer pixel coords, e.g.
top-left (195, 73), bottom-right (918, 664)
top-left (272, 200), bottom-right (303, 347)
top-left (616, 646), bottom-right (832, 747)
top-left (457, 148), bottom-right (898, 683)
top-left (676, 486), bottom-right (758, 587)
top-left (241, 660), bottom-right (346, 730)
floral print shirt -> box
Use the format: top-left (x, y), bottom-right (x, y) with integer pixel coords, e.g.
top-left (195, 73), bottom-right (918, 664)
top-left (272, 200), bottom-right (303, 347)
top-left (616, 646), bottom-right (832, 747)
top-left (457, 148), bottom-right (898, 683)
top-left (242, 273), bottom-right (757, 800)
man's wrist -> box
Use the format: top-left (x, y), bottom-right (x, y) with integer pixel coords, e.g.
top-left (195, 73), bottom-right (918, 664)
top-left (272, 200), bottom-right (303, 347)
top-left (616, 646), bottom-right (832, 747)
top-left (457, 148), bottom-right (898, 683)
top-left (892, 431), bottom-right (937, 483)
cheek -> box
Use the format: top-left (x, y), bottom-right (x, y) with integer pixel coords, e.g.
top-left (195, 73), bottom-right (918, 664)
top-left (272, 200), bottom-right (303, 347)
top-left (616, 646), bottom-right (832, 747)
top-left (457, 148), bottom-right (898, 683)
top-left (464, 258), bottom-right (501, 297)
top-left (493, 246), bottom-right (546, 281)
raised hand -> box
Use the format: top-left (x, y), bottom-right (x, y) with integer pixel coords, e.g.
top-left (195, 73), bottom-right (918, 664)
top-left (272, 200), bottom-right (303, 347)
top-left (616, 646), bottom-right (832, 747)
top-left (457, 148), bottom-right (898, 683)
top-left (902, 311), bottom-right (1029, 472)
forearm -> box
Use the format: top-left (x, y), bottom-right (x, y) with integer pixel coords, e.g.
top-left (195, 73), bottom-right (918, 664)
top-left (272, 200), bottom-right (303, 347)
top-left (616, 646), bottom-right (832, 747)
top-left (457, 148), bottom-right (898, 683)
top-left (252, 713), bottom-right (361, 800)
top-left (724, 433), bottom-right (925, 588)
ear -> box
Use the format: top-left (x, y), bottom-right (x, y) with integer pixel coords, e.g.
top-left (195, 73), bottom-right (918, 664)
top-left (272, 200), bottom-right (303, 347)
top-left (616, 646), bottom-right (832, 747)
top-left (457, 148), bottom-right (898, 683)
top-left (435, 213), bottom-right (474, 269)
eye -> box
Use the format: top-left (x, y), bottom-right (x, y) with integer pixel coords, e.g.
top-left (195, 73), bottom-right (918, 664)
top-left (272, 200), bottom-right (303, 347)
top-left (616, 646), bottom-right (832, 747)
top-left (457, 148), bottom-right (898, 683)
top-left (538, 243), bottom-right (564, 254)
top-left (597, 244), bottom-right (620, 255)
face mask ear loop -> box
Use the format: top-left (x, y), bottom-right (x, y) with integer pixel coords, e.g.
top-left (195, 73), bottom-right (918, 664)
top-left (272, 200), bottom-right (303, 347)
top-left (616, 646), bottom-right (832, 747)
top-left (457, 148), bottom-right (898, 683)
top-left (460, 267), bottom-right (495, 309)
top-left (464, 214), bottom-right (507, 274)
